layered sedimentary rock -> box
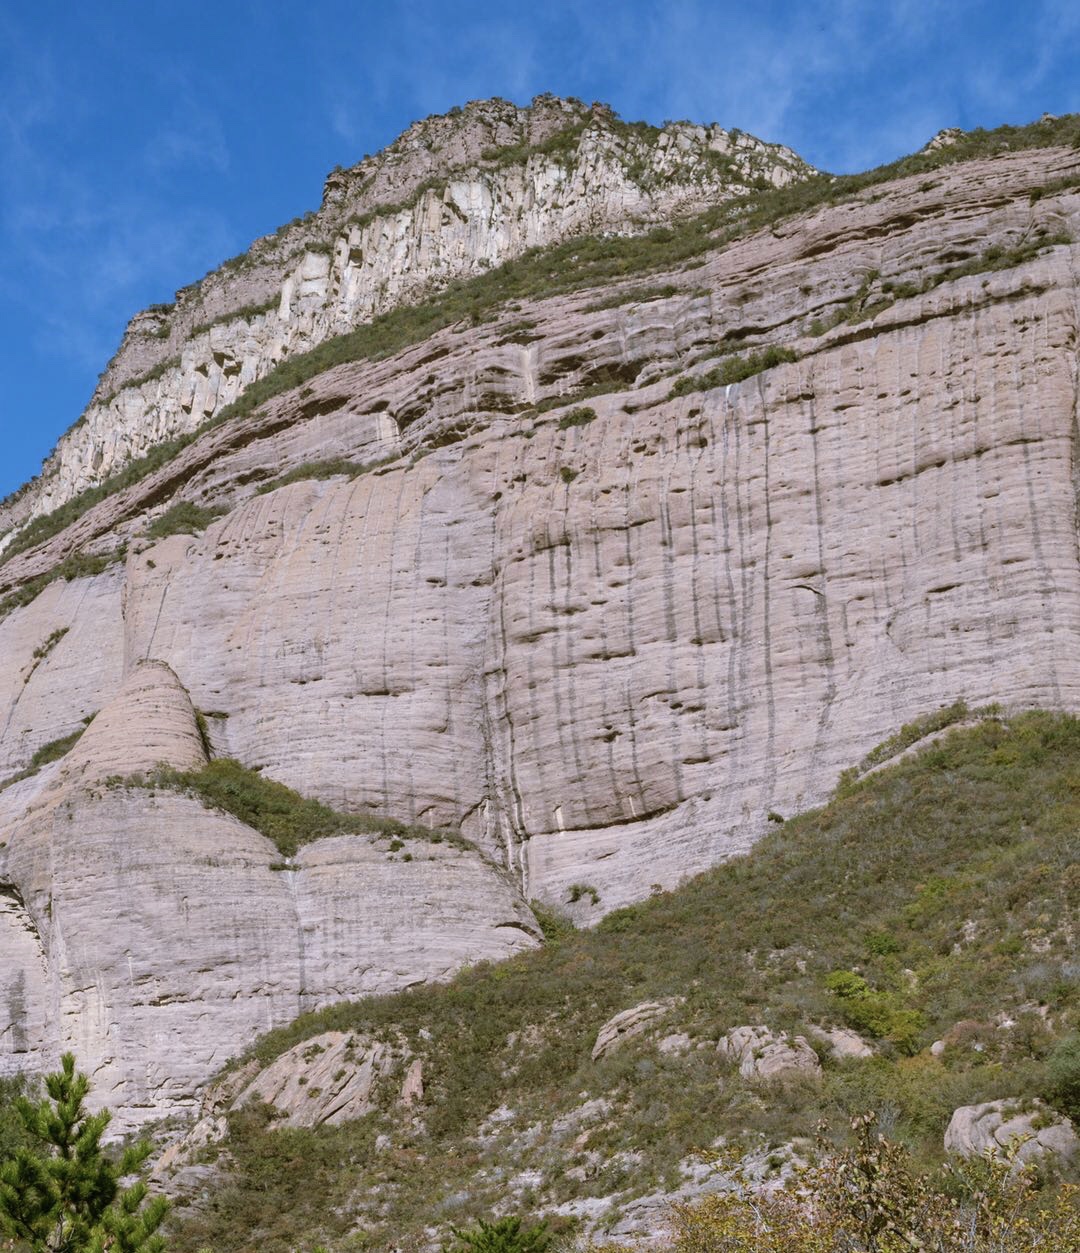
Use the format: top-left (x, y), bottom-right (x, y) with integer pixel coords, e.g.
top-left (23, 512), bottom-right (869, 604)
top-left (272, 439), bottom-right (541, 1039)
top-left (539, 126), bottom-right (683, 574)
top-left (2, 107), bottom-right (1080, 1123)
top-left (0, 663), bottom-right (537, 1127)
top-left (0, 97), bottom-right (808, 531)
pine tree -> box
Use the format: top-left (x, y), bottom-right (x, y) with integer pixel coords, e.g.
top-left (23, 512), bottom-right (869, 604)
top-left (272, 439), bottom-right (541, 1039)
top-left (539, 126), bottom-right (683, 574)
top-left (0, 1054), bottom-right (168, 1253)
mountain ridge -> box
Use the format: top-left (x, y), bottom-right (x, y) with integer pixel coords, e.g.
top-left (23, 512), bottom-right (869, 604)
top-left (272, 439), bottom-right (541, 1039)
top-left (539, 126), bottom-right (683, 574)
top-left (1, 103), bottom-right (1079, 1135)
top-left (0, 96), bottom-right (810, 540)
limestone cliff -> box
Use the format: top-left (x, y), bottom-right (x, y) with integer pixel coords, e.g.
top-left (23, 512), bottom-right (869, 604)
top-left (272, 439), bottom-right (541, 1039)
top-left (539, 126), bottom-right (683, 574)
top-left (0, 663), bottom-right (536, 1128)
top-left (0, 96), bottom-right (808, 534)
top-left (1, 102), bottom-right (1079, 1124)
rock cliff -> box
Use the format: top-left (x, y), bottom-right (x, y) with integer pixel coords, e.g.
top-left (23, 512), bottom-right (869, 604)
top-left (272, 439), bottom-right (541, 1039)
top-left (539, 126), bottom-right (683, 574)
top-left (1, 102), bottom-right (1079, 1125)
top-left (0, 662), bottom-right (536, 1128)
top-left (0, 96), bottom-right (808, 534)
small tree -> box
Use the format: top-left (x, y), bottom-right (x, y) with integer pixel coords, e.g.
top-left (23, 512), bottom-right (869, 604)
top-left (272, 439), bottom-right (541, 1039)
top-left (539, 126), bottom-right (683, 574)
top-left (445, 1216), bottom-right (552, 1253)
top-left (0, 1053), bottom-right (168, 1253)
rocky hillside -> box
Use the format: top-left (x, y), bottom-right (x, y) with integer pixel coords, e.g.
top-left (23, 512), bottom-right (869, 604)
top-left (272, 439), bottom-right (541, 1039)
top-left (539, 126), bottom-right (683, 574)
top-left (0, 95), bottom-right (808, 534)
top-left (158, 712), bottom-right (1079, 1248)
top-left (1, 105), bottom-right (1079, 1135)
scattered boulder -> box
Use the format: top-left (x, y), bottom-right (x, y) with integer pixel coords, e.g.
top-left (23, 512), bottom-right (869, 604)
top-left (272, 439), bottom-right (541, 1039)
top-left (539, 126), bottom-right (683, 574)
top-left (658, 1032), bottom-right (692, 1056)
top-left (592, 999), bottom-right (680, 1060)
top-left (944, 1099), bottom-right (1079, 1169)
top-left (808, 1025), bottom-right (874, 1060)
top-left (718, 1025), bottom-right (821, 1081)
top-left (400, 1058), bottom-right (424, 1106)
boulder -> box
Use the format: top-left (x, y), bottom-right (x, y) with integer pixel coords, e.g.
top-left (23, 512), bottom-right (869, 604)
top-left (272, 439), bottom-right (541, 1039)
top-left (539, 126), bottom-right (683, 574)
top-left (944, 1099), bottom-right (1080, 1168)
top-left (808, 1025), bottom-right (874, 1060)
top-left (592, 999), bottom-right (680, 1060)
top-left (718, 1026), bottom-right (821, 1081)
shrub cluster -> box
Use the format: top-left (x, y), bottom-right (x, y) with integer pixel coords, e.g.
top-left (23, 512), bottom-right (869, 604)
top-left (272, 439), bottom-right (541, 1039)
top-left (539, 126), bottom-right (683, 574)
top-left (167, 713), bottom-right (1080, 1253)
top-left (669, 345), bottom-right (799, 396)
top-left (143, 501), bottom-right (225, 540)
top-left (135, 757), bottom-right (469, 858)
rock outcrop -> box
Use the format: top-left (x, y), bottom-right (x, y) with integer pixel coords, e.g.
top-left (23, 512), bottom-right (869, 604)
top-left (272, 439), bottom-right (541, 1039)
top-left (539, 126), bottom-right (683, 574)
top-left (3, 106), bottom-right (1080, 1128)
top-left (1, 97), bottom-right (809, 531)
top-left (0, 663), bottom-right (538, 1129)
top-left (224, 1030), bottom-right (404, 1129)
top-left (808, 1025), bottom-right (874, 1060)
top-left (717, 1026), bottom-right (821, 1081)
top-left (944, 1099), bottom-right (1080, 1168)
top-left (592, 1000), bottom-right (681, 1060)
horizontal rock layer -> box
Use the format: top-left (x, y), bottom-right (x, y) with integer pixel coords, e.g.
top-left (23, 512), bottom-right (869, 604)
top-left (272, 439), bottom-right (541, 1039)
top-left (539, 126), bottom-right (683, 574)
top-left (1, 98), bottom-right (808, 531)
top-left (1, 141), bottom-right (1079, 1123)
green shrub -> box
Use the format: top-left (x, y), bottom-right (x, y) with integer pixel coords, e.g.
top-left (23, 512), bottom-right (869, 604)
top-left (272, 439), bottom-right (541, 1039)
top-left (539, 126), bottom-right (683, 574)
top-left (556, 407), bottom-right (597, 430)
top-left (29, 729), bottom-right (85, 770)
top-left (824, 970), bottom-right (926, 1054)
top-left (1044, 1034), bottom-right (1080, 1121)
top-left (143, 500), bottom-right (225, 540)
top-left (669, 345), bottom-right (798, 397)
top-left (446, 1217), bottom-right (552, 1253)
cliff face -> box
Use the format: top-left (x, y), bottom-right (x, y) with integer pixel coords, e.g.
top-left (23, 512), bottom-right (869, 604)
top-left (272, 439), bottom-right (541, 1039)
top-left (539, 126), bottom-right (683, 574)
top-left (0, 96), bottom-right (808, 534)
top-left (0, 662), bottom-right (537, 1127)
top-left (1, 101), bottom-right (1079, 1124)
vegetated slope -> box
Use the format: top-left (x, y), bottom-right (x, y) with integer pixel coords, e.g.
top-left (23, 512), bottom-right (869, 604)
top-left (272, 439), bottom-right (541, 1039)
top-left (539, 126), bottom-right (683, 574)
top-left (168, 712), bottom-right (1079, 1252)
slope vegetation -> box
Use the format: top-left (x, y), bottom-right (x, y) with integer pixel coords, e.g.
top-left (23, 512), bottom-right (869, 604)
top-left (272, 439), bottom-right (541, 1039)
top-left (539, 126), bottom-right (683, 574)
top-left (168, 711), bottom-right (1079, 1251)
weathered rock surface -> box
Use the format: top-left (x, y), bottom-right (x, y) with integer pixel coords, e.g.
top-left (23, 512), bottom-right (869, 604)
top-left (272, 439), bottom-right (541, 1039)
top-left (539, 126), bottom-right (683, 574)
top-left (718, 1026), bottom-right (821, 1081)
top-left (592, 999), bottom-right (680, 1060)
top-left (2, 98), bottom-right (808, 529)
top-left (944, 1099), bottom-right (1080, 1167)
top-left (3, 118), bottom-right (1080, 1129)
top-left (231, 1030), bottom-right (403, 1128)
top-left (808, 1025), bottom-right (874, 1060)
top-left (0, 664), bottom-right (538, 1128)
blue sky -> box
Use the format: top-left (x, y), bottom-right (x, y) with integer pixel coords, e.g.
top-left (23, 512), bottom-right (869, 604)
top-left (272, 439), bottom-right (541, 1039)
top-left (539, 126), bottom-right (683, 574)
top-left (2, 0), bottom-right (1078, 501)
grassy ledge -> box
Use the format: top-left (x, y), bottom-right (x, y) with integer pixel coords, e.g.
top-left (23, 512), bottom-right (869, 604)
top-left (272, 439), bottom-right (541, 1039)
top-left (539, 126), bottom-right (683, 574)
top-left (0, 719), bottom-right (93, 793)
top-left (123, 757), bottom-right (472, 858)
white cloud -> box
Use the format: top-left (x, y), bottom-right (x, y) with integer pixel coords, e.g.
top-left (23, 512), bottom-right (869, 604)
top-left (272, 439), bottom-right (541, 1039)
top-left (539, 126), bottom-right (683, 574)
top-left (144, 102), bottom-right (231, 175)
